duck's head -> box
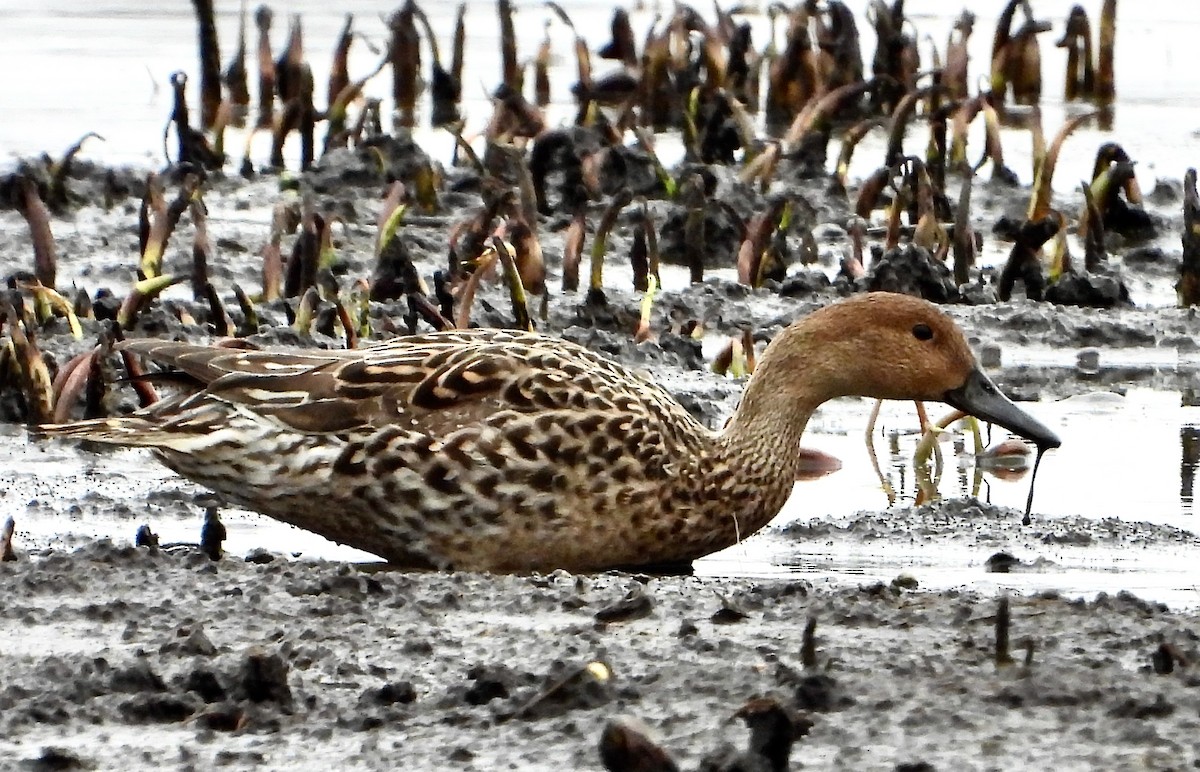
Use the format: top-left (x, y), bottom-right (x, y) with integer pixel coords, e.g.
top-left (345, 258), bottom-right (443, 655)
top-left (772, 293), bottom-right (1061, 449)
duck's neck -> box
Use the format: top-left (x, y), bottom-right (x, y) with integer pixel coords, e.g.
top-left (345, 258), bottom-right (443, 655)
top-left (713, 335), bottom-right (827, 533)
top-left (721, 357), bottom-right (821, 468)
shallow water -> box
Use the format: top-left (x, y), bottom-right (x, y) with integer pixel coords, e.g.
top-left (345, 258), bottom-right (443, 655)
top-left (4, 1), bottom-right (1200, 603)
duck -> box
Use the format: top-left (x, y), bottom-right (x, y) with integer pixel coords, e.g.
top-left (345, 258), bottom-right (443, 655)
top-left (34, 292), bottom-right (1060, 573)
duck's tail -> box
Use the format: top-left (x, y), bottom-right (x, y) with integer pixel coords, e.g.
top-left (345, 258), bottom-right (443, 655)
top-left (30, 391), bottom-right (230, 452)
top-left (31, 415), bottom-right (180, 449)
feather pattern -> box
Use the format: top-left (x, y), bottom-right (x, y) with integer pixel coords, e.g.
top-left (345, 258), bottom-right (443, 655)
top-left (37, 331), bottom-right (775, 571)
top-left (35, 294), bottom-right (1056, 572)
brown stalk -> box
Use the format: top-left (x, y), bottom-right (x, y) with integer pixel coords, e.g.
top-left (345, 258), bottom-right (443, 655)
top-left (1092, 143), bottom-right (1142, 204)
top-left (589, 190), bottom-right (634, 296)
top-left (411, 3), bottom-right (461, 127)
top-left (73, 289), bottom-right (93, 321)
top-left (944, 11), bottom-right (975, 100)
top-left (389, 2), bottom-right (421, 128)
top-left (976, 101), bottom-right (1019, 185)
top-left (711, 338), bottom-right (734, 376)
top-left (885, 86), bottom-right (937, 169)
top-left (990, 0), bottom-right (1025, 98)
top-left (298, 63), bottom-right (316, 172)
top-left (600, 8), bottom-right (638, 67)
top-left (47, 132), bottom-right (104, 212)
top-left (782, 80), bottom-right (873, 152)
top-left (1080, 181), bottom-right (1106, 272)
top-left (328, 14), bottom-right (353, 111)
top-left (1096, 0), bottom-right (1116, 105)
top-left (547, 3), bottom-right (595, 124)
top-left (293, 286), bottom-right (320, 335)
top-left (498, 0), bottom-right (520, 93)
top-left (1057, 5), bottom-right (1094, 101)
top-left (233, 283), bottom-right (260, 334)
top-left (630, 226), bottom-right (649, 293)
top-left (534, 22), bottom-right (552, 107)
top-left (138, 175), bottom-right (168, 279)
top-left (6, 308), bottom-right (53, 424)
top-left (766, 6), bottom-right (821, 126)
top-left (223, 1), bottom-right (250, 120)
top-left (284, 198), bottom-right (320, 298)
top-left (998, 214), bottom-right (1061, 301)
top-left (835, 118), bottom-right (885, 189)
top-left (737, 198), bottom-right (787, 286)
top-left (81, 335), bottom-right (106, 419)
top-left (451, 4), bottom-right (466, 95)
top-left (191, 0), bottom-right (223, 129)
top-left (1179, 169), bottom-right (1200, 306)
top-left (261, 202), bottom-right (288, 302)
top-left (1028, 111), bottom-right (1097, 221)
top-left (375, 182), bottom-right (407, 258)
top-left (561, 209), bottom-right (586, 293)
top-left (925, 102), bottom-right (955, 192)
top-left (500, 218), bottom-right (545, 296)
top-left (112, 343), bottom-right (159, 408)
top-left (255, 5), bottom-right (275, 129)
top-left (275, 14), bottom-right (304, 104)
top-left (910, 160), bottom-right (947, 257)
top-left (948, 95), bottom-right (984, 167)
top-left (642, 201), bottom-right (661, 290)
top-left (15, 177), bottom-right (57, 290)
top-left (190, 199), bottom-right (211, 301)
top-left (51, 348), bottom-right (95, 423)
top-left (324, 51), bottom-right (390, 153)
top-left (884, 183), bottom-right (906, 252)
top-left (1010, 17), bottom-right (1051, 106)
top-left (843, 216), bottom-right (867, 278)
top-left (641, 22), bottom-right (673, 129)
top-left (854, 166), bottom-right (893, 219)
top-left (432, 272), bottom-right (454, 323)
top-left (680, 175), bottom-right (707, 285)
top-left (454, 249), bottom-right (496, 329)
top-left (335, 299), bottom-right (358, 348)
top-left (0, 517), bottom-right (14, 561)
top-left (953, 166), bottom-right (976, 285)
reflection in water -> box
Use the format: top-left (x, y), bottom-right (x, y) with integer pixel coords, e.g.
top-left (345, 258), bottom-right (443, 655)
top-left (866, 422), bottom-right (1028, 509)
top-left (1181, 426), bottom-right (1200, 510)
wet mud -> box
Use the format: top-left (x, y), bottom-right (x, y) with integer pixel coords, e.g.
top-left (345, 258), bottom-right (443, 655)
top-left (5, 538), bottom-right (1200, 771)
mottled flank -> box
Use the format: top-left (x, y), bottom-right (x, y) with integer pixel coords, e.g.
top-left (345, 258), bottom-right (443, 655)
top-left (34, 294), bottom-right (1057, 572)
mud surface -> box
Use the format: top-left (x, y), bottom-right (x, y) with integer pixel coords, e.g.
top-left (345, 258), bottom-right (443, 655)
top-left (5, 534), bottom-right (1200, 771)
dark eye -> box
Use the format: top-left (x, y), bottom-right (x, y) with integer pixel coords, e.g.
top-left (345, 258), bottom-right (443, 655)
top-left (912, 323), bottom-right (934, 341)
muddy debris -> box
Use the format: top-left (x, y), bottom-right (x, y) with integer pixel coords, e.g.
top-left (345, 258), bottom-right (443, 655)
top-left (2, 543), bottom-right (1200, 767)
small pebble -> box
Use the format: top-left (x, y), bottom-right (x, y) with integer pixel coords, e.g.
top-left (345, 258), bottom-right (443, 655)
top-left (1076, 347), bottom-right (1101, 375)
top-left (979, 343), bottom-right (1003, 369)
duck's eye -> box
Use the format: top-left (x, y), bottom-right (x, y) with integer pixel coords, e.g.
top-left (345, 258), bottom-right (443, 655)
top-left (912, 323), bottom-right (934, 341)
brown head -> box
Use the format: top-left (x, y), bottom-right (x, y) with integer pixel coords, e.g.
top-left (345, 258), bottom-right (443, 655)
top-left (753, 292), bottom-right (1060, 449)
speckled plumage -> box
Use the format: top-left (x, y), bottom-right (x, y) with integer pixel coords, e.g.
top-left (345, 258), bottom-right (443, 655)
top-left (36, 293), bottom-right (1060, 572)
top-left (39, 330), bottom-right (796, 571)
